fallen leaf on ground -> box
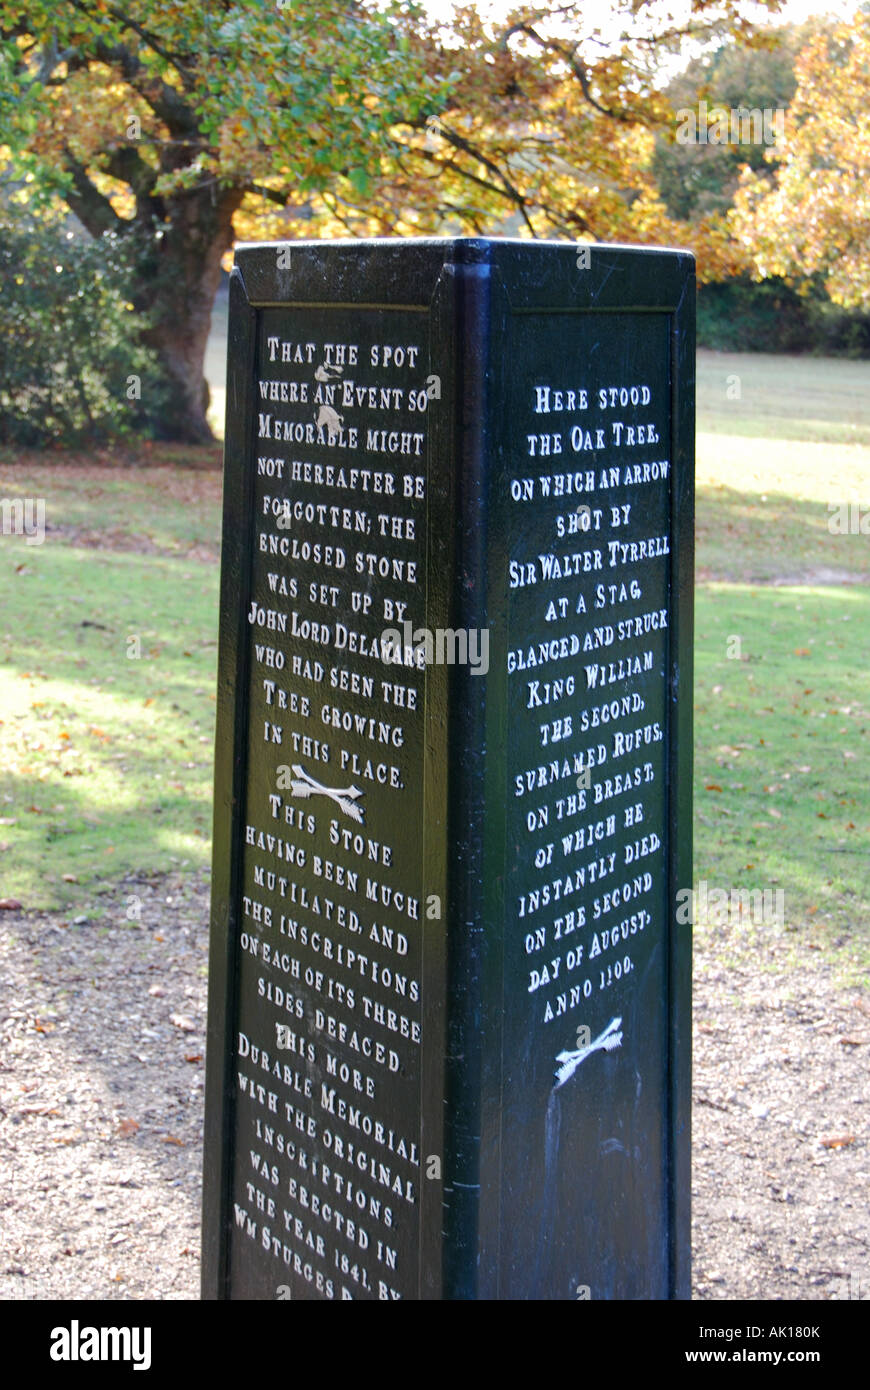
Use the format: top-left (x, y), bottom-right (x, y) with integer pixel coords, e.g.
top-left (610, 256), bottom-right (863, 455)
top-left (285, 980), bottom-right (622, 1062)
top-left (117, 1118), bottom-right (140, 1138)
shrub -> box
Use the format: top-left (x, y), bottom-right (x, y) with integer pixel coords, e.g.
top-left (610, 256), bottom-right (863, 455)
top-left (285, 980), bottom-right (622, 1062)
top-left (697, 277), bottom-right (811, 353)
top-left (697, 276), bottom-right (870, 357)
top-left (0, 209), bottom-right (172, 446)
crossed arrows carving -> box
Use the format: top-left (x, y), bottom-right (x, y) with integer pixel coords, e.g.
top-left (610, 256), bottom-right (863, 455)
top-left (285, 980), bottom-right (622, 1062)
top-left (288, 764), bottom-right (365, 824)
top-left (554, 1016), bottom-right (623, 1090)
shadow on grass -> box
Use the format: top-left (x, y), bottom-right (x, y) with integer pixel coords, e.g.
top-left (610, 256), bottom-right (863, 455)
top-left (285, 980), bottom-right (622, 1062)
top-left (1, 545), bottom-right (220, 909)
top-left (696, 486), bottom-right (870, 585)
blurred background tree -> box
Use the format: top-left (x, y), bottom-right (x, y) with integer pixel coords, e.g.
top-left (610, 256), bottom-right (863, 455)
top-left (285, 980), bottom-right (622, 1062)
top-left (731, 9), bottom-right (870, 312)
top-left (1, 1), bottom-right (867, 446)
top-left (0, 0), bottom-right (447, 440)
top-left (651, 24), bottom-right (805, 223)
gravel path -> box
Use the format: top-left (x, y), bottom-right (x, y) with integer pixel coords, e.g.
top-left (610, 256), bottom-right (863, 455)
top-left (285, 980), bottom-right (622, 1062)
top-left (0, 873), bottom-right (206, 1300)
top-left (692, 946), bottom-right (869, 1301)
top-left (1, 872), bottom-right (867, 1301)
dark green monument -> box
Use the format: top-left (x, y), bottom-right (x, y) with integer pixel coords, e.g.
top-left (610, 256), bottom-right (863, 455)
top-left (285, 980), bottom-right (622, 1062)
top-left (203, 239), bottom-right (694, 1300)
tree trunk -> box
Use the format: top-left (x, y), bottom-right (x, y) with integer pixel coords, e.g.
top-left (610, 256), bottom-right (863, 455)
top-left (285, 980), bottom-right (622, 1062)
top-left (135, 187), bottom-right (243, 443)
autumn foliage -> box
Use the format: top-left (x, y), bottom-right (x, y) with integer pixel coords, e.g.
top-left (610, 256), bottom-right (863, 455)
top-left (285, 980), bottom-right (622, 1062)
top-left (731, 12), bottom-right (870, 310)
top-left (8, 1), bottom-right (857, 440)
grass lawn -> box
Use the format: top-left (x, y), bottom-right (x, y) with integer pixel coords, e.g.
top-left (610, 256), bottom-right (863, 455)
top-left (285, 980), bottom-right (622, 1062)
top-left (0, 463), bottom-right (222, 910)
top-left (697, 349), bottom-right (870, 446)
top-left (694, 352), bottom-right (870, 981)
top-left (1, 351), bottom-right (868, 982)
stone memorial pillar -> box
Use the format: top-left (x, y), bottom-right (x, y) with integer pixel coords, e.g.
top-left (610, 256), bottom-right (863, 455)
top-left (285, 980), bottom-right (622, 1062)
top-left (202, 238), bottom-right (694, 1300)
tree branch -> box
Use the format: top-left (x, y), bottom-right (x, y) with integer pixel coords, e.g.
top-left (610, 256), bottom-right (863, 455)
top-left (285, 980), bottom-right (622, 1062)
top-left (60, 146), bottom-right (124, 238)
top-left (102, 145), bottom-right (158, 199)
top-left (244, 183), bottom-right (295, 208)
top-left (503, 21), bottom-right (629, 122)
top-left (418, 123), bottom-right (537, 229)
top-left (7, 11), bottom-right (200, 142)
top-left (66, 0), bottom-right (197, 92)
top-left (91, 40), bottom-right (200, 138)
